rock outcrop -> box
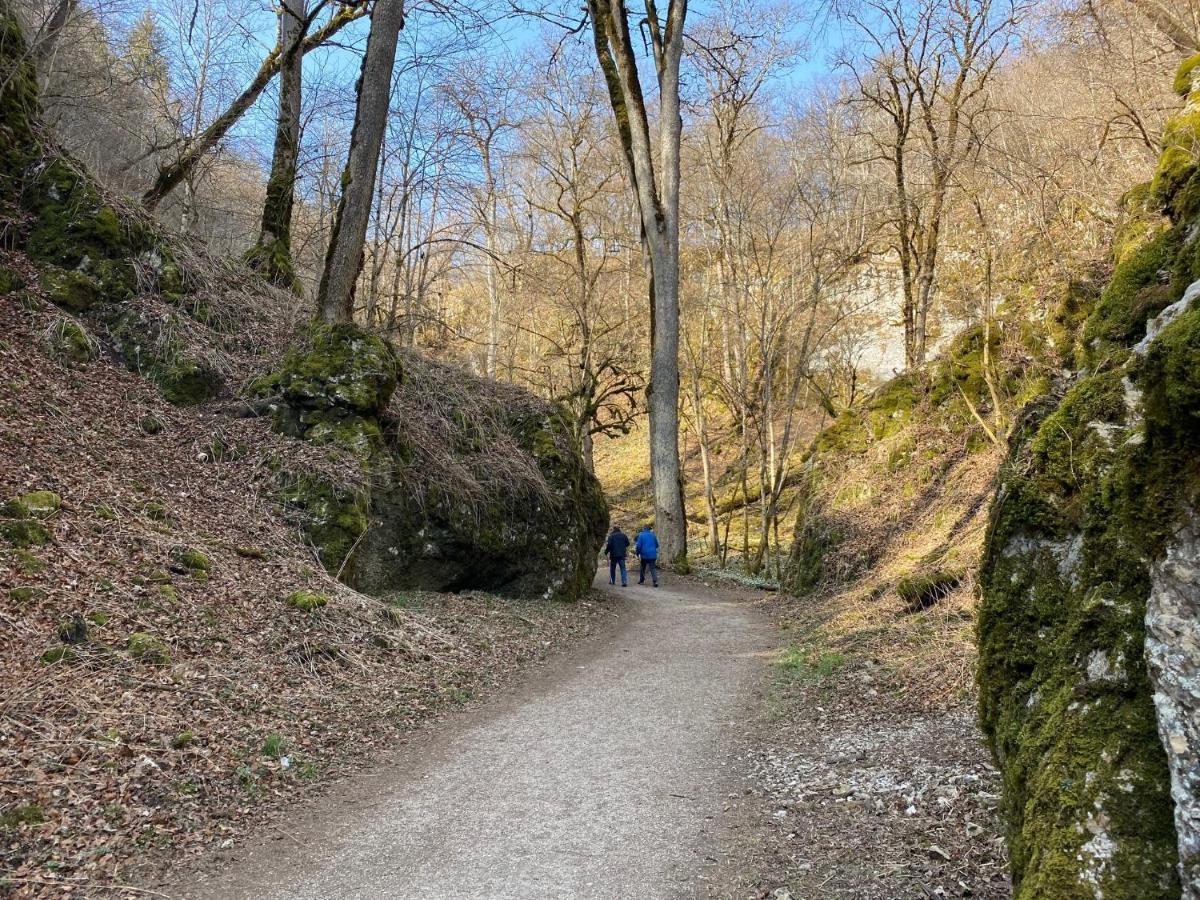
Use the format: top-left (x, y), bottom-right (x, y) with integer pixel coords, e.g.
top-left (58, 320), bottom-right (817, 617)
top-left (259, 332), bottom-right (608, 602)
top-left (977, 54), bottom-right (1200, 898)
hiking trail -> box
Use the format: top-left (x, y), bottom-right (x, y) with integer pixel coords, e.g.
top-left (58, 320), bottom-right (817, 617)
top-left (170, 573), bottom-right (773, 899)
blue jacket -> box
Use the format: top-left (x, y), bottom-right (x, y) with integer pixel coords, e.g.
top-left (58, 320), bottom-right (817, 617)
top-left (634, 529), bottom-right (659, 560)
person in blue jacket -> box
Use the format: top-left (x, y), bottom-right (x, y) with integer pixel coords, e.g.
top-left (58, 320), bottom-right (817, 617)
top-left (634, 523), bottom-right (659, 587)
top-left (604, 525), bottom-right (630, 587)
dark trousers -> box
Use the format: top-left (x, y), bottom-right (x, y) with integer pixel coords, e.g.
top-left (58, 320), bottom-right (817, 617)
top-left (639, 558), bottom-right (658, 585)
top-left (609, 556), bottom-right (627, 585)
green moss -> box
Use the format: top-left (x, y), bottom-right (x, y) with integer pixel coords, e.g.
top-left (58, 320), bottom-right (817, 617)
top-left (243, 238), bottom-right (301, 294)
top-left (8, 586), bottom-right (46, 603)
top-left (1176, 54), bottom-right (1200, 97)
top-left (0, 6), bottom-right (43, 194)
top-left (40, 646), bottom-right (75, 665)
top-left (87, 611), bottom-right (110, 626)
top-left (159, 584), bottom-right (179, 603)
top-left (279, 474), bottom-right (370, 575)
top-left (170, 547), bottom-right (210, 576)
top-left (21, 491), bottom-right (60, 518)
top-left (0, 268), bottom-right (20, 294)
top-left (139, 415), bottom-right (164, 435)
top-left (1151, 82), bottom-right (1200, 216)
top-left (126, 632), bottom-right (170, 664)
top-left (286, 590), bottom-right (329, 612)
top-left (1, 498), bottom-right (28, 519)
top-left (276, 322), bottom-right (400, 416)
top-left (109, 309), bottom-right (222, 407)
top-left (0, 805), bottom-right (45, 830)
top-left (46, 317), bottom-right (97, 364)
top-left (1, 519), bottom-right (49, 548)
top-left (1080, 226), bottom-right (1185, 366)
top-left (300, 411), bottom-right (382, 458)
top-left (171, 730), bottom-right (195, 749)
top-left (39, 267), bottom-right (101, 313)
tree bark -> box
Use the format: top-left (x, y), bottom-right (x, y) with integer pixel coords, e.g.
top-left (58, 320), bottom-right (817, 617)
top-left (141, 4), bottom-right (365, 211)
top-left (587, 0), bottom-right (689, 565)
top-left (317, 0), bottom-right (406, 323)
top-left (246, 0), bottom-right (306, 289)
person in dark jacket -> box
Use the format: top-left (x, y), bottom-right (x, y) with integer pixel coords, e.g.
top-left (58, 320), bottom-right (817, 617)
top-left (634, 524), bottom-right (659, 587)
top-left (604, 525), bottom-right (630, 587)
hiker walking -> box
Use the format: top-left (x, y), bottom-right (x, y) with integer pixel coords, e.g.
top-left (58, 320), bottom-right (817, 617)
top-left (634, 523), bottom-right (659, 587)
top-left (604, 525), bottom-right (630, 587)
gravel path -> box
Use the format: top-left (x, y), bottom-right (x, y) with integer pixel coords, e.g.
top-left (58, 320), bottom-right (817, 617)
top-left (172, 572), bottom-right (772, 900)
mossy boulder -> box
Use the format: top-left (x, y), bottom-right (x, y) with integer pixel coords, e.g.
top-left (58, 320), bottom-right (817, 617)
top-left (285, 590), bottom-right (329, 612)
top-left (169, 546), bottom-right (210, 575)
top-left (21, 491), bottom-right (61, 518)
top-left (354, 400), bottom-right (607, 602)
top-left (276, 322), bottom-right (399, 416)
top-left (262, 322), bottom-right (400, 457)
top-left (46, 317), bottom-right (98, 364)
top-left (126, 632), bottom-right (170, 665)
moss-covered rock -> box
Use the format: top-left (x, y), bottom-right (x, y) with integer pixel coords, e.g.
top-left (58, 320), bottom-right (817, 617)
top-left (46, 317), bottom-right (98, 364)
top-left (285, 590), bottom-right (329, 612)
top-left (353, 395), bottom-right (607, 602)
top-left (56, 615), bottom-right (89, 645)
top-left (109, 308), bottom-right (221, 406)
top-left (276, 322), bottom-right (400, 417)
top-left (126, 632), bottom-right (170, 665)
top-left (1, 519), bottom-right (50, 548)
top-left (279, 473), bottom-right (370, 576)
top-left (169, 546), bottom-right (210, 574)
top-left (977, 61), bottom-right (1200, 899)
top-left (21, 491), bottom-right (61, 518)
top-left (896, 569), bottom-right (962, 611)
top-left (40, 646), bottom-right (75, 665)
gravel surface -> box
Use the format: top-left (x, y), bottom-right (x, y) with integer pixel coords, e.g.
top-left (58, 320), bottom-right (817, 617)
top-left (167, 573), bottom-right (773, 899)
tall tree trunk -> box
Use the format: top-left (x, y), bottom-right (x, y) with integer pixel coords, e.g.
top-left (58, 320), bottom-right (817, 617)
top-left (142, 4), bottom-right (365, 211)
top-left (31, 0), bottom-right (77, 71)
top-left (317, 0), bottom-right (406, 323)
top-left (587, 0), bottom-right (689, 566)
top-left (246, 0), bottom-right (306, 289)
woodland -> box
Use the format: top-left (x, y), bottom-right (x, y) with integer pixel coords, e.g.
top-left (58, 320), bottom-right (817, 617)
top-left (2, 0), bottom-right (1200, 896)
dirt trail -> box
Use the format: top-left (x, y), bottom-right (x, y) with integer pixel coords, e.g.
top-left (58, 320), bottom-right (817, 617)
top-left (169, 573), bottom-right (773, 900)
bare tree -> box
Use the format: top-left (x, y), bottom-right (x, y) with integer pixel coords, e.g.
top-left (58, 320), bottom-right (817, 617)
top-left (317, 0), bottom-right (407, 323)
top-left (245, 0), bottom-right (309, 289)
top-left (844, 0), bottom-right (1018, 368)
top-left (141, 2), bottom-right (366, 212)
top-left (586, 0), bottom-right (689, 563)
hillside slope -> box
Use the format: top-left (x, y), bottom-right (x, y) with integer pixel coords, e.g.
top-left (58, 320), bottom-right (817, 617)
top-left (0, 10), bottom-right (608, 894)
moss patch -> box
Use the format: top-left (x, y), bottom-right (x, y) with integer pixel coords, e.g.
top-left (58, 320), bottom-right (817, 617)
top-left (126, 632), bottom-right (170, 665)
top-left (286, 590), bottom-right (329, 612)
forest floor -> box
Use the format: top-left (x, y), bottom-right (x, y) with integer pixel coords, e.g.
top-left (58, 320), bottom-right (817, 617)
top-left (148, 572), bottom-right (1010, 900)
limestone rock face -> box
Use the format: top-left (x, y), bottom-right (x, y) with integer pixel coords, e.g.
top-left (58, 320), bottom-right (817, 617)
top-left (977, 55), bottom-right (1200, 900)
top-left (1147, 518), bottom-right (1200, 896)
